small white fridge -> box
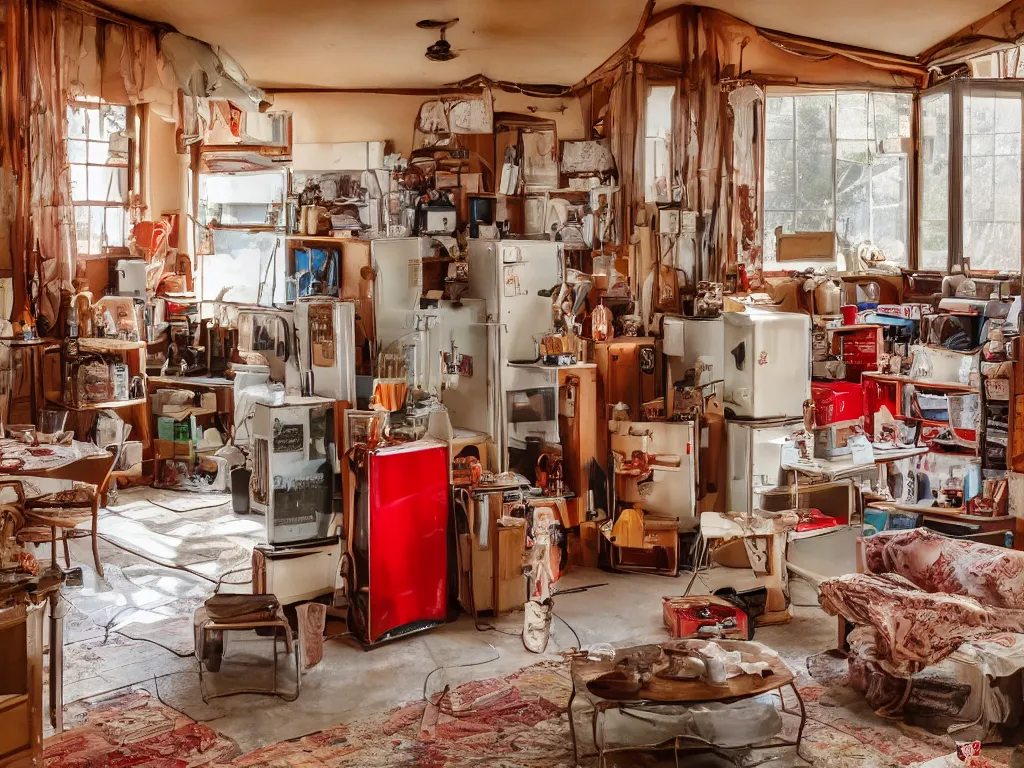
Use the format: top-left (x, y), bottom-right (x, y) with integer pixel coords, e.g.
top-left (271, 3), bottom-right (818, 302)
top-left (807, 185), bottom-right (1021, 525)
top-left (294, 297), bottom-right (357, 403)
top-left (611, 420), bottom-right (698, 531)
top-left (663, 315), bottom-right (724, 400)
top-left (726, 417), bottom-right (803, 514)
top-left (723, 309), bottom-right (810, 420)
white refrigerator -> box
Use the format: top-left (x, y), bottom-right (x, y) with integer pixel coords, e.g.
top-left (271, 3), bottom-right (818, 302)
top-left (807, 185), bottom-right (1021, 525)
top-left (726, 417), bottom-right (803, 514)
top-left (414, 299), bottom-right (492, 436)
top-left (294, 297), bottom-right (357, 403)
top-left (611, 421), bottom-right (698, 531)
top-left (723, 309), bottom-right (810, 420)
top-left (371, 236), bottom-right (430, 356)
top-left (663, 315), bottom-right (724, 400)
top-left (466, 240), bottom-right (565, 468)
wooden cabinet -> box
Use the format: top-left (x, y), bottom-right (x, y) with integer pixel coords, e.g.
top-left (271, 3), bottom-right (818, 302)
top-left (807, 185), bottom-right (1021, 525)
top-left (458, 490), bottom-right (526, 616)
top-left (0, 602), bottom-right (45, 767)
top-left (594, 338), bottom-right (660, 462)
top-left (6, 339), bottom-right (58, 427)
top-left (558, 365), bottom-right (598, 529)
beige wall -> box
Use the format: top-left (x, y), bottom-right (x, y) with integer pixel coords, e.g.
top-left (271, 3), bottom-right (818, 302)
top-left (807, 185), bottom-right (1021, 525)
top-left (271, 90), bottom-right (586, 157)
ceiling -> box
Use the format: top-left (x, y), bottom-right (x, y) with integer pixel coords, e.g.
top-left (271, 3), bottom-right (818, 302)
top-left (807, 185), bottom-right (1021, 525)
top-left (657, 0), bottom-right (1007, 58)
top-left (99, 0), bottom-right (649, 89)
top-left (99, 0), bottom-right (1006, 89)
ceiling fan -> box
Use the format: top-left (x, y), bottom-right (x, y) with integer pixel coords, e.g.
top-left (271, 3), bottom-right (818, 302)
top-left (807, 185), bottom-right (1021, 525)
top-left (417, 18), bottom-right (460, 62)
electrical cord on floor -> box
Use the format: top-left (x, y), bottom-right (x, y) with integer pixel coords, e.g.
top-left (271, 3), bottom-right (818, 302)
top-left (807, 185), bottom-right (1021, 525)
top-left (113, 630), bottom-right (195, 658)
top-left (553, 612), bottom-right (581, 649)
top-left (145, 496), bottom-right (233, 513)
top-left (422, 641), bottom-right (501, 704)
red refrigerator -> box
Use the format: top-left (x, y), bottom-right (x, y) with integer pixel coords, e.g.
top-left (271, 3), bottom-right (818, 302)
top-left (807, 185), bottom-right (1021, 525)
top-left (350, 438), bottom-right (450, 646)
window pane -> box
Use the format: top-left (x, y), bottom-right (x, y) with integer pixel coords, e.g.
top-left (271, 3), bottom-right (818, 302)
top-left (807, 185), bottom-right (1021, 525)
top-left (89, 206), bottom-right (105, 254)
top-left (765, 96), bottom-right (793, 141)
top-left (87, 140), bottom-right (110, 164)
top-left (837, 93), bottom-right (869, 140)
top-left (645, 86), bottom-right (674, 140)
top-left (963, 90), bottom-right (1021, 271)
top-left (105, 207), bottom-right (126, 248)
top-left (70, 164), bottom-right (88, 202)
top-left (762, 211), bottom-right (794, 262)
top-left (67, 140), bottom-right (87, 164)
top-left (919, 91), bottom-right (950, 270)
top-left (74, 206), bottom-right (90, 255)
top-left (88, 166), bottom-right (127, 203)
top-left (67, 106), bottom-right (88, 139)
top-left (91, 104), bottom-right (127, 140)
top-left (764, 140), bottom-right (794, 210)
top-left (199, 171), bottom-right (286, 226)
top-left (644, 86), bottom-right (674, 203)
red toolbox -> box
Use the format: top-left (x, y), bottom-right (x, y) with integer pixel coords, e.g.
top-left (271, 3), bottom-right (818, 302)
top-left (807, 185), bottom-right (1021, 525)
top-left (811, 381), bottom-right (865, 427)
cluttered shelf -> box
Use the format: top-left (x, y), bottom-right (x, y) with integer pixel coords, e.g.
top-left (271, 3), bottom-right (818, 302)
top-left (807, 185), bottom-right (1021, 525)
top-left (45, 395), bottom-right (148, 411)
top-left (76, 338), bottom-right (147, 352)
top-left (862, 372), bottom-right (979, 394)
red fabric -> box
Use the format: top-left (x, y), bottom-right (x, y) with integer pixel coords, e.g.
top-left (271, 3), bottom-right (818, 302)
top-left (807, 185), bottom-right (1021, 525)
top-left (820, 572), bottom-right (1024, 677)
top-left (861, 528), bottom-right (1024, 610)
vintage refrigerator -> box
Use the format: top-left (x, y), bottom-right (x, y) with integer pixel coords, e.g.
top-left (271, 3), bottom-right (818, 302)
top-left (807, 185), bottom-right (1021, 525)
top-left (723, 309), bottom-right (810, 420)
top-left (726, 417), bottom-right (803, 514)
top-left (415, 299), bottom-right (491, 435)
top-left (349, 438), bottom-right (450, 646)
top-left (293, 297), bottom-right (358, 403)
top-left (466, 239), bottom-right (564, 468)
top-left (663, 315), bottom-right (724, 400)
top-left (610, 421), bottom-right (698, 531)
top-left (371, 236), bottom-right (430, 356)
top-left (250, 396), bottom-right (336, 546)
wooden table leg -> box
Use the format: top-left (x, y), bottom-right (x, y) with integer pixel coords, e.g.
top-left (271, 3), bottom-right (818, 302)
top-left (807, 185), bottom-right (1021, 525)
top-left (49, 590), bottom-right (63, 733)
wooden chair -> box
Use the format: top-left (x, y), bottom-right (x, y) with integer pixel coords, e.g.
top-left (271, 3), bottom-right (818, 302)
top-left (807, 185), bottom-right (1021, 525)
top-left (19, 451), bottom-right (117, 577)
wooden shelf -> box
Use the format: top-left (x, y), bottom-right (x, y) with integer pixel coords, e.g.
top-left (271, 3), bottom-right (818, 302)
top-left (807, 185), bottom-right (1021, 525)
top-left (286, 235), bottom-right (361, 244)
top-left (77, 338), bottom-right (147, 352)
top-left (47, 396), bottom-right (147, 411)
top-left (863, 372), bottom-right (978, 394)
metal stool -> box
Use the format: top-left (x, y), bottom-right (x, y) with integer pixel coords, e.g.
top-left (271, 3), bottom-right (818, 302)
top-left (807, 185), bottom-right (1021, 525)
top-left (194, 605), bottom-right (300, 702)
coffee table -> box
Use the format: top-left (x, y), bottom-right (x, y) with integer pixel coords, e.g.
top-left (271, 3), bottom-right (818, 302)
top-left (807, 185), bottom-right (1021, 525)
top-left (567, 640), bottom-right (806, 766)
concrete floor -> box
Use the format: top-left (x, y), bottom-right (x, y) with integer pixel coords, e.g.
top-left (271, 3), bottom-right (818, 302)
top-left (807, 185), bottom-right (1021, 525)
top-left (52, 520), bottom-right (837, 757)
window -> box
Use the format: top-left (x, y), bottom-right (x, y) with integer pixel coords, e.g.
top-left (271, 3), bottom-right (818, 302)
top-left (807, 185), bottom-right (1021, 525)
top-left (962, 89), bottom-right (1021, 271)
top-left (67, 102), bottom-right (132, 256)
top-left (644, 85), bottom-right (675, 203)
top-left (763, 90), bottom-right (912, 267)
top-left (919, 92), bottom-right (951, 269)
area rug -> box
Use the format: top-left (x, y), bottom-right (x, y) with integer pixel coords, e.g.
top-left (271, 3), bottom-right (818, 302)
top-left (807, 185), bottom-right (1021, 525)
top-left (47, 689), bottom-right (242, 767)
top-left (45, 660), bottom-right (1019, 768)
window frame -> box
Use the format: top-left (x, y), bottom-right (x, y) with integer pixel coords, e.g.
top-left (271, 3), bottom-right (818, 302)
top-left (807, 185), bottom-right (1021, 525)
top-left (643, 82), bottom-right (677, 205)
top-left (918, 79), bottom-right (1024, 274)
top-left (67, 99), bottom-right (138, 257)
top-left (762, 86), bottom-right (916, 270)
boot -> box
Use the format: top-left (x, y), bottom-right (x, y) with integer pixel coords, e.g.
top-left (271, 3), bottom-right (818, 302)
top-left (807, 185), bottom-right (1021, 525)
top-left (522, 598), bottom-right (553, 653)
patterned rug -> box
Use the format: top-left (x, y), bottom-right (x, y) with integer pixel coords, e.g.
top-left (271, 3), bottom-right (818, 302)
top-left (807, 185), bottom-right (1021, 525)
top-left (47, 689), bottom-right (241, 767)
top-left (44, 660), bottom-right (1018, 768)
